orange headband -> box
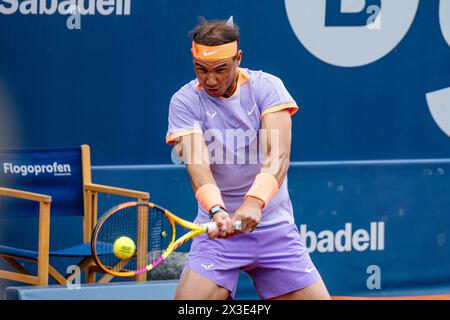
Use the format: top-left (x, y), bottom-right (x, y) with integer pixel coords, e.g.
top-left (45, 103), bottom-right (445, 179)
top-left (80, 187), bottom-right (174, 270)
top-left (191, 41), bottom-right (238, 61)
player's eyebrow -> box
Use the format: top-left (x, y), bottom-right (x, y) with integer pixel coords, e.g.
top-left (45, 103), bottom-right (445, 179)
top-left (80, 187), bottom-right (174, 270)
top-left (194, 61), bottom-right (229, 70)
top-left (214, 63), bottom-right (228, 69)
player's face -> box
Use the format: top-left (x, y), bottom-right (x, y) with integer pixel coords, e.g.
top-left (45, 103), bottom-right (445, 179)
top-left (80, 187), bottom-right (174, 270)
top-left (193, 51), bottom-right (242, 98)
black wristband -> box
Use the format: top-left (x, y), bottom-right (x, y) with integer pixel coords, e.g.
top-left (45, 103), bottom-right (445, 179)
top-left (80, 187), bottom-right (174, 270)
top-left (208, 205), bottom-right (227, 219)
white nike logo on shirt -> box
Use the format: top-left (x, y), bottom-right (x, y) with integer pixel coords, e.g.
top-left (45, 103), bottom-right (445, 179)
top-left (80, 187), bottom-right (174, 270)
top-left (247, 104), bottom-right (257, 116)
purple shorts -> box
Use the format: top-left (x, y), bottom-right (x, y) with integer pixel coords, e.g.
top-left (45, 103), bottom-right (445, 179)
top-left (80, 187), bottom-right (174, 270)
top-left (182, 222), bottom-right (321, 299)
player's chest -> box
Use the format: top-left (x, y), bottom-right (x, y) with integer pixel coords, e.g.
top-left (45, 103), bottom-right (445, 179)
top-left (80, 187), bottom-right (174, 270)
top-left (198, 91), bottom-right (261, 133)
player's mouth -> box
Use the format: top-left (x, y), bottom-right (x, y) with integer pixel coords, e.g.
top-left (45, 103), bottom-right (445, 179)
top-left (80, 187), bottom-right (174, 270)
top-left (206, 87), bottom-right (221, 95)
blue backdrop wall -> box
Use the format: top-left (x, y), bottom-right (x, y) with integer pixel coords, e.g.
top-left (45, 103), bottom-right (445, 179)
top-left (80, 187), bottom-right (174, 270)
top-left (1, 0), bottom-right (450, 299)
top-left (1, 0), bottom-right (449, 163)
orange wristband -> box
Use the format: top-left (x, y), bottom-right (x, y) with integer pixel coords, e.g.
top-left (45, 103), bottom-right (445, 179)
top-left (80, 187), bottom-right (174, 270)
top-left (245, 173), bottom-right (279, 208)
top-left (195, 183), bottom-right (225, 212)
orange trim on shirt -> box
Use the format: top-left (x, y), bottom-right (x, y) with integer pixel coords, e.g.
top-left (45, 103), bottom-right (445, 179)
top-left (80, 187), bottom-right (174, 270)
top-left (237, 67), bottom-right (251, 81)
top-left (166, 128), bottom-right (203, 145)
top-left (261, 102), bottom-right (299, 118)
top-left (229, 68), bottom-right (251, 98)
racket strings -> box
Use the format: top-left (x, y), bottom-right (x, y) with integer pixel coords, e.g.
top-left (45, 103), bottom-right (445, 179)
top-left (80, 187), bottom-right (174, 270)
top-left (96, 206), bottom-right (139, 272)
top-left (94, 204), bottom-right (173, 273)
top-left (147, 206), bottom-right (173, 266)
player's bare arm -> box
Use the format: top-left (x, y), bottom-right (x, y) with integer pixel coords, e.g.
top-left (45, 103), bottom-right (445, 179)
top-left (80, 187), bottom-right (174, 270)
top-left (260, 109), bottom-right (292, 184)
top-left (232, 110), bottom-right (292, 232)
top-left (174, 133), bottom-right (235, 238)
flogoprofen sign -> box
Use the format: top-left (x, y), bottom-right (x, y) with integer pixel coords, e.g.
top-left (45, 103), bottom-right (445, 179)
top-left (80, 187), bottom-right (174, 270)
top-left (2, 161), bottom-right (72, 176)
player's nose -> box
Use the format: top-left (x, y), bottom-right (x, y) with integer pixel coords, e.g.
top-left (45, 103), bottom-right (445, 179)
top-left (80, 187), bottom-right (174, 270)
top-left (206, 74), bottom-right (217, 87)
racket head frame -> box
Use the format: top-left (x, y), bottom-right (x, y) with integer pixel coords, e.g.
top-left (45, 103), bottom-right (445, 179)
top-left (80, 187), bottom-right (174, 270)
top-left (91, 201), bottom-right (208, 277)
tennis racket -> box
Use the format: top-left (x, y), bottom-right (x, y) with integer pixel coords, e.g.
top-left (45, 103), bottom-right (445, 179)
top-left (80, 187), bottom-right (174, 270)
top-left (91, 201), bottom-right (241, 277)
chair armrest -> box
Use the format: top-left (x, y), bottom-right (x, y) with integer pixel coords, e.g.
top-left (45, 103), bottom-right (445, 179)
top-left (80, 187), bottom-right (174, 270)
top-left (0, 187), bottom-right (52, 203)
top-left (84, 183), bottom-right (149, 200)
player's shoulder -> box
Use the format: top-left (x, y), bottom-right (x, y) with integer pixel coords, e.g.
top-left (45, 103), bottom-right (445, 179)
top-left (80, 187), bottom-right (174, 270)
top-left (170, 79), bottom-right (201, 108)
top-left (245, 68), bottom-right (285, 90)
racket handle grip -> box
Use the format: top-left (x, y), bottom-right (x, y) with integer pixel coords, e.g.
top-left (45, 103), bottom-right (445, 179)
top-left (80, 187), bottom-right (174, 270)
top-left (203, 222), bottom-right (218, 233)
top-left (202, 220), bottom-right (242, 233)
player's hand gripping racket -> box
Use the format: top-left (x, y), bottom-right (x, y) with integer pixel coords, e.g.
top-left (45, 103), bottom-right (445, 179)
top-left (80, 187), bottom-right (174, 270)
top-left (91, 201), bottom-right (241, 277)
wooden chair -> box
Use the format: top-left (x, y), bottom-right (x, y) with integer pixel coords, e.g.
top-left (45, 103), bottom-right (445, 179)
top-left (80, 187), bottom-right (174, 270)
top-left (0, 145), bottom-right (150, 286)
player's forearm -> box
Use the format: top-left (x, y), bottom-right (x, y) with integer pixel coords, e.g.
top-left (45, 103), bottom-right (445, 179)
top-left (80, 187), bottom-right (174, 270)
top-left (176, 134), bottom-right (226, 214)
top-left (186, 163), bottom-right (217, 192)
top-left (260, 110), bottom-right (292, 186)
top-left (246, 147), bottom-right (290, 210)
top-left (186, 162), bottom-right (227, 215)
top-left (175, 133), bottom-right (216, 192)
top-left (244, 110), bottom-right (292, 209)
top-left (260, 149), bottom-right (290, 187)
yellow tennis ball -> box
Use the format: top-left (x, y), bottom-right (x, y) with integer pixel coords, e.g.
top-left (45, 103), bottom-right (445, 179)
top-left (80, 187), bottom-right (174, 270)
top-left (113, 236), bottom-right (136, 259)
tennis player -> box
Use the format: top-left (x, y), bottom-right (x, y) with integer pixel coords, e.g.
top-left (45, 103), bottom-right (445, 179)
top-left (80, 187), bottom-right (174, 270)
top-left (166, 17), bottom-right (330, 300)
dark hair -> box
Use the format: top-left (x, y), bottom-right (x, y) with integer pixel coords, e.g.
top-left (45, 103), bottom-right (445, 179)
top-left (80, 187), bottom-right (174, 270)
top-left (189, 17), bottom-right (240, 46)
